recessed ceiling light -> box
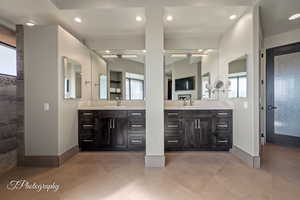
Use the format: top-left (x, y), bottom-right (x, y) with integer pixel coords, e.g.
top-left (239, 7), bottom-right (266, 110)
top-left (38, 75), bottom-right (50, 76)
top-left (122, 55), bottom-right (138, 58)
top-left (102, 55), bottom-right (117, 58)
top-left (74, 17), bottom-right (82, 23)
top-left (229, 15), bottom-right (237, 20)
top-left (105, 50), bottom-right (111, 54)
top-left (166, 15), bottom-right (173, 21)
top-left (136, 16), bottom-right (143, 22)
top-left (142, 50), bottom-right (146, 53)
top-left (171, 54), bottom-right (187, 58)
top-left (25, 21), bottom-right (35, 26)
top-left (197, 49), bottom-right (203, 52)
top-left (289, 13), bottom-right (300, 20)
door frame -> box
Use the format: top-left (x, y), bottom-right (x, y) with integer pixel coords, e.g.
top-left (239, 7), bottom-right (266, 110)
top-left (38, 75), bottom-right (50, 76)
top-left (266, 42), bottom-right (300, 147)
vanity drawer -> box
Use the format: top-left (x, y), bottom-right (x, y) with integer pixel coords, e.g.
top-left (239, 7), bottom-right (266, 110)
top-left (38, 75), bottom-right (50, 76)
top-left (213, 110), bottom-right (232, 118)
top-left (215, 118), bottom-right (231, 131)
top-left (165, 119), bottom-right (182, 129)
top-left (165, 111), bottom-right (182, 119)
top-left (164, 129), bottom-right (184, 137)
top-left (165, 136), bottom-right (184, 149)
top-left (128, 110), bottom-right (145, 118)
top-left (128, 134), bottom-right (145, 150)
top-left (79, 111), bottom-right (96, 124)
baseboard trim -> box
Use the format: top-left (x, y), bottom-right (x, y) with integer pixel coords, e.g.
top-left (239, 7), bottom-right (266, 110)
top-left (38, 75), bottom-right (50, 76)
top-left (230, 145), bottom-right (260, 168)
top-left (145, 155), bottom-right (165, 168)
top-left (59, 145), bottom-right (79, 166)
top-left (22, 145), bottom-right (79, 167)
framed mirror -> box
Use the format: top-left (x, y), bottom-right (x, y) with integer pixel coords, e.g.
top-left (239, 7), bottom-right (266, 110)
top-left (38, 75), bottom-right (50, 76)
top-left (63, 57), bottom-right (82, 99)
top-left (227, 55), bottom-right (247, 98)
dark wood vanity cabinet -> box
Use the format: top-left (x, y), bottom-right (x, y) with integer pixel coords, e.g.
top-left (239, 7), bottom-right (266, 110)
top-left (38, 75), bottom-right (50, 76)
top-left (79, 109), bottom-right (232, 152)
top-left (79, 110), bottom-right (145, 151)
top-left (165, 110), bottom-right (232, 151)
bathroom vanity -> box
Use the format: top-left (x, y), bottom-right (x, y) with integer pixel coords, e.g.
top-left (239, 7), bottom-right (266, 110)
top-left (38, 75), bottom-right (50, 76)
top-left (78, 107), bottom-right (232, 151)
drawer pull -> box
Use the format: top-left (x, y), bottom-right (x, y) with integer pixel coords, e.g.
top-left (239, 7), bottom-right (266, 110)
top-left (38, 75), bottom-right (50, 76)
top-left (217, 112), bottom-right (228, 116)
top-left (83, 113), bottom-right (93, 116)
top-left (168, 113), bottom-right (178, 116)
top-left (168, 140), bottom-right (178, 143)
top-left (217, 124), bottom-right (228, 128)
top-left (131, 113), bottom-right (142, 116)
top-left (83, 125), bottom-right (93, 128)
top-left (217, 140), bottom-right (228, 143)
top-left (131, 124), bottom-right (143, 128)
top-left (82, 139), bottom-right (94, 142)
top-left (168, 124), bottom-right (179, 128)
top-left (131, 139), bottom-right (142, 144)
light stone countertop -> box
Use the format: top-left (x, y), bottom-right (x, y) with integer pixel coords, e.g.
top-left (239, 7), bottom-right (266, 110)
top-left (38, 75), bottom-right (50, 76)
top-left (78, 100), bottom-right (234, 110)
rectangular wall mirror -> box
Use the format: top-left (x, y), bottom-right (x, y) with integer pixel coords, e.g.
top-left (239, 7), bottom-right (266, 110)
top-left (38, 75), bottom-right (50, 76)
top-left (164, 49), bottom-right (219, 100)
top-left (227, 55), bottom-right (247, 98)
top-left (95, 51), bottom-right (145, 101)
top-left (63, 57), bottom-right (82, 99)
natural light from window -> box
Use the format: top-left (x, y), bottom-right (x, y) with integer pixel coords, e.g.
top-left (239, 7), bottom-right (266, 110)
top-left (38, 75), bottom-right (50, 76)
top-left (125, 72), bottom-right (144, 100)
top-left (0, 43), bottom-right (16, 76)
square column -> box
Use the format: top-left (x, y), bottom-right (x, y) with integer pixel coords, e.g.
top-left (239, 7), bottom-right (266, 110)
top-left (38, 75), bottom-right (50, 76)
top-left (145, 3), bottom-right (165, 168)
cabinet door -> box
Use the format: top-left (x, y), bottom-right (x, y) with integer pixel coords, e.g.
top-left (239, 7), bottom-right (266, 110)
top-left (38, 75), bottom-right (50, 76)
top-left (97, 118), bottom-right (111, 147)
top-left (196, 118), bottom-right (211, 147)
top-left (111, 118), bottom-right (128, 149)
top-left (184, 118), bottom-right (211, 148)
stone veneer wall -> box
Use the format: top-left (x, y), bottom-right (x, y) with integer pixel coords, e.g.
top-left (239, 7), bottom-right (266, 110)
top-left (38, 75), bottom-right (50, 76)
top-left (0, 75), bottom-right (17, 175)
top-left (0, 24), bottom-right (17, 175)
top-left (16, 25), bottom-right (24, 166)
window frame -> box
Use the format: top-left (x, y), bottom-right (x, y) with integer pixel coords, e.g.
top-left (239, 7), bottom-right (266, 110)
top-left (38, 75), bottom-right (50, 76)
top-left (228, 74), bottom-right (247, 98)
top-left (126, 77), bottom-right (144, 100)
top-left (0, 41), bottom-right (17, 77)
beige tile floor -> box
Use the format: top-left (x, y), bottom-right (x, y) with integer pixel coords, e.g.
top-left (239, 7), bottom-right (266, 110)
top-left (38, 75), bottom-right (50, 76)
top-left (0, 144), bottom-right (299, 200)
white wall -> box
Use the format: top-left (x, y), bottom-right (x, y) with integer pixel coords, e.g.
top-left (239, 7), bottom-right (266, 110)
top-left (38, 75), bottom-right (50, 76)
top-left (24, 25), bottom-right (59, 156)
top-left (58, 26), bottom-right (97, 155)
top-left (219, 7), bottom-right (260, 157)
top-left (25, 25), bottom-right (106, 156)
top-left (264, 28), bottom-right (300, 49)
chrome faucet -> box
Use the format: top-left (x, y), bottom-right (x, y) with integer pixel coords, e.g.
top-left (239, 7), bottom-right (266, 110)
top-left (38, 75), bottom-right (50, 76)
top-left (116, 97), bottom-right (121, 106)
top-left (183, 98), bottom-right (193, 106)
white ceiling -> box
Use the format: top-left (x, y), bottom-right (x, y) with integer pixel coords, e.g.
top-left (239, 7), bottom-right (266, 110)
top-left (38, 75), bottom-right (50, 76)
top-left (164, 6), bottom-right (248, 39)
top-left (1, 0), bottom-right (300, 49)
top-left (260, 0), bottom-right (300, 37)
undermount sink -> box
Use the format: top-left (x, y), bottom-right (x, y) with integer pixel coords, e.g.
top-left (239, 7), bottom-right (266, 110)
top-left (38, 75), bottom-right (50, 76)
top-left (103, 105), bottom-right (127, 108)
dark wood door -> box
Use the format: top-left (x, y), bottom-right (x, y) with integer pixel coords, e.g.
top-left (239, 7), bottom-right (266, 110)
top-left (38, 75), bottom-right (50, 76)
top-left (266, 42), bottom-right (300, 147)
top-left (111, 118), bottom-right (128, 149)
top-left (184, 118), bottom-right (211, 148)
top-left (97, 118), bottom-right (111, 147)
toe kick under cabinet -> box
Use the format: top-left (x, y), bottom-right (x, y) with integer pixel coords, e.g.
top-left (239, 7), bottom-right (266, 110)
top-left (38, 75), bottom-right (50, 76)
top-left (165, 110), bottom-right (232, 151)
top-left (78, 110), bottom-right (145, 151)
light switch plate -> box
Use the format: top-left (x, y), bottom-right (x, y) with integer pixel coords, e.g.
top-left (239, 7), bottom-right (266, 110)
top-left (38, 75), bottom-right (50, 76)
top-left (243, 101), bottom-right (248, 109)
top-left (44, 103), bottom-right (50, 111)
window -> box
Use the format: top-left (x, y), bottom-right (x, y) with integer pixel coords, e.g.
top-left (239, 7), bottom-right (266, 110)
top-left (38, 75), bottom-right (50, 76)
top-left (125, 73), bottom-right (144, 100)
top-left (99, 74), bottom-right (107, 99)
top-left (228, 74), bottom-right (247, 98)
top-left (0, 43), bottom-right (16, 76)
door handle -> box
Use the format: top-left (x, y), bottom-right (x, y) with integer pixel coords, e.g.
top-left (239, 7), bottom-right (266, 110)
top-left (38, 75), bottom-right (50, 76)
top-left (267, 105), bottom-right (277, 111)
